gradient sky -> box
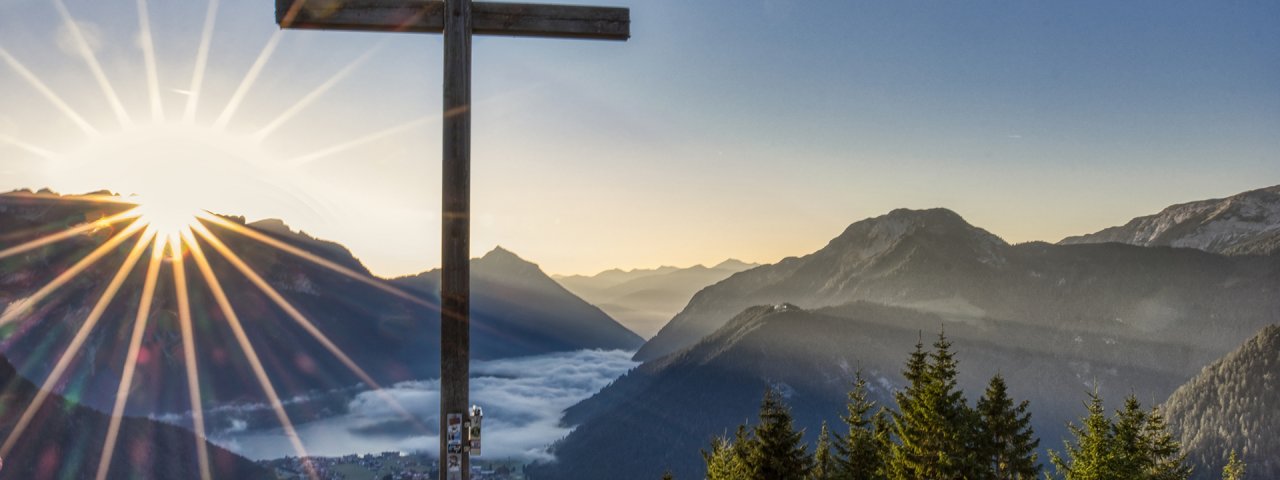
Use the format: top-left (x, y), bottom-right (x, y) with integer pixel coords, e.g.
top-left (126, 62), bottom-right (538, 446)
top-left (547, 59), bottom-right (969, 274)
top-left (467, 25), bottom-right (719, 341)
top-left (1, 0), bottom-right (1277, 277)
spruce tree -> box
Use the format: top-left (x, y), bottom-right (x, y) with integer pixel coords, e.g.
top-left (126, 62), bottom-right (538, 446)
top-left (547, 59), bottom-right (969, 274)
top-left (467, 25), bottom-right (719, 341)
top-left (1112, 395), bottom-right (1149, 477)
top-left (703, 432), bottom-right (750, 480)
top-left (1050, 392), bottom-right (1193, 480)
top-left (975, 374), bottom-right (1040, 479)
top-left (1142, 407), bottom-right (1191, 480)
top-left (925, 331), bottom-right (981, 478)
top-left (747, 387), bottom-right (813, 480)
top-left (811, 422), bottom-right (834, 480)
top-left (889, 336), bottom-right (931, 478)
top-left (834, 373), bottom-right (884, 480)
top-left (1109, 396), bottom-right (1192, 480)
top-left (870, 407), bottom-right (894, 479)
top-left (1049, 390), bottom-right (1120, 480)
top-left (733, 424), bottom-right (755, 467)
top-left (1221, 450), bottom-right (1245, 480)
top-left (891, 331), bottom-right (979, 479)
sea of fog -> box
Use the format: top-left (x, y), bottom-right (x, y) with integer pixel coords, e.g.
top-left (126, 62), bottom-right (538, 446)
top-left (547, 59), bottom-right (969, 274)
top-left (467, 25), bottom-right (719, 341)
top-left (206, 349), bottom-right (637, 462)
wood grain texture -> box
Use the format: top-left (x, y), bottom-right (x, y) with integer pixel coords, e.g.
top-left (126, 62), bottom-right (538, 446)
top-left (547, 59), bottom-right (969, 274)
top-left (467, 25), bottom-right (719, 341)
top-left (440, 0), bottom-right (472, 478)
top-left (277, 0), bottom-right (629, 40)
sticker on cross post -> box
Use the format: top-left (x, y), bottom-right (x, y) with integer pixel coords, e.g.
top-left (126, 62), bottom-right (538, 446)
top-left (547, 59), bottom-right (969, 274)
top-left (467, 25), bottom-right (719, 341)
top-left (469, 405), bottom-right (483, 456)
top-left (447, 413), bottom-right (464, 446)
top-left (447, 453), bottom-right (462, 479)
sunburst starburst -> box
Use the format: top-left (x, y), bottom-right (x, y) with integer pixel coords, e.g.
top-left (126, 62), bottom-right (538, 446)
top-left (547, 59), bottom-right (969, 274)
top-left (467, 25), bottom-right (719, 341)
top-left (0, 0), bottom-right (436, 478)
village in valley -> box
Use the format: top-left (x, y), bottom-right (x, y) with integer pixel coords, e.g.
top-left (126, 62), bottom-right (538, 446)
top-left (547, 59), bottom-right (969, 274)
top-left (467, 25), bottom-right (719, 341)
top-left (259, 452), bottom-right (528, 480)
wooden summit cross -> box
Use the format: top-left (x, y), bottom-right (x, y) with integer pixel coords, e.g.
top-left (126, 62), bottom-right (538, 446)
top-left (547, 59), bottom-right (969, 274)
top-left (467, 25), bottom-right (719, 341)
top-left (274, 1), bottom-right (628, 479)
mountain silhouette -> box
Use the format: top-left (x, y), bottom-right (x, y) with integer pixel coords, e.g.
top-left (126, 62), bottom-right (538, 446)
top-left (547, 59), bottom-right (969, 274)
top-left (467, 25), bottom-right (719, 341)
top-left (538, 201), bottom-right (1280, 479)
top-left (0, 353), bottom-right (270, 480)
top-left (0, 190), bottom-right (641, 418)
top-left (533, 292), bottom-right (1279, 479)
top-left (637, 206), bottom-right (1279, 362)
top-left (1060, 184), bottom-right (1280, 255)
top-left (555, 259), bottom-right (758, 338)
top-left (395, 246), bottom-right (644, 356)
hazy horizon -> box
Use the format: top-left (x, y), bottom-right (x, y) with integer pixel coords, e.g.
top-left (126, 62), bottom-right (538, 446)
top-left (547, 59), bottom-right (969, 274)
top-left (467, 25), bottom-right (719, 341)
top-left (2, 0), bottom-right (1277, 277)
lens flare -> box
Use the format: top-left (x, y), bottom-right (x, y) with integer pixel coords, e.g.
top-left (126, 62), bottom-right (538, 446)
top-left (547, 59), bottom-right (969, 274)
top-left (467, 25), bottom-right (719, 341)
top-left (0, 0), bottom-right (424, 476)
top-left (133, 200), bottom-right (202, 239)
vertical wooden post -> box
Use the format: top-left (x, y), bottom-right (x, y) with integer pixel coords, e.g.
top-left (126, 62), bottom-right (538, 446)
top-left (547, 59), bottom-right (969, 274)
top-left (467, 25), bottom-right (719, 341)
top-left (440, 0), bottom-right (471, 479)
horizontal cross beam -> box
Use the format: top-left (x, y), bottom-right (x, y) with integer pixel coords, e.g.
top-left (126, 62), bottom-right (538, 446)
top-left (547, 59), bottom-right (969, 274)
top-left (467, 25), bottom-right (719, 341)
top-left (277, 0), bottom-right (629, 41)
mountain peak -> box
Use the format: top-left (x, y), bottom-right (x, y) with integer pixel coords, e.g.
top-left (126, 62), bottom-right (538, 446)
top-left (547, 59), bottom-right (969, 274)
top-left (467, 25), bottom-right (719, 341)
top-left (881, 207), bottom-right (975, 229)
top-left (712, 258), bottom-right (756, 271)
top-left (246, 218), bottom-right (293, 235)
top-left (483, 245), bottom-right (520, 260)
top-left (478, 245), bottom-right (531, 266)
top-left (1060, 184), bottom-right (1280, 255)
top-left (473, 246), bottom-right (548, 280)
top-left (828, 207), bottom-right (1007, 256)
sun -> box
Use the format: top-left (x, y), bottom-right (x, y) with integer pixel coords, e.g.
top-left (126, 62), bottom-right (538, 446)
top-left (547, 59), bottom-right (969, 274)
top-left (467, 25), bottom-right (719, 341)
top-left (45, 122), bottom-right (304, 229)
top-left (0, 1), bottom-right (434, 478)
top-left (131, 196), bottom-right (204, 239)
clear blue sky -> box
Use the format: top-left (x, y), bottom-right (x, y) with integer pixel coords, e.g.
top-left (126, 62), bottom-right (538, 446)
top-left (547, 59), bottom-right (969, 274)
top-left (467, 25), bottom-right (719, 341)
top-left (1, 0), bottom-right (1277, 275)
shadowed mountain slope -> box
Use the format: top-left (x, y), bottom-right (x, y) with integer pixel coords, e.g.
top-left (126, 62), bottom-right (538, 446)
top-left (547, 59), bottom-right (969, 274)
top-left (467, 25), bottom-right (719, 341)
top-left (1162, 324), bottom-right (1280, 479)
top-left (532, 301), bottom-right (1226, 480)
top-left (539, 205), bottom-right (1279, 479)
top-left (0, 354), bottom-right (271, 480)
top-left (0, 190), bottom-right (640, 418)
top-left (394, 246), bottom-right (644, 355)
top-left (637, 207), bottom-right (1280, 362)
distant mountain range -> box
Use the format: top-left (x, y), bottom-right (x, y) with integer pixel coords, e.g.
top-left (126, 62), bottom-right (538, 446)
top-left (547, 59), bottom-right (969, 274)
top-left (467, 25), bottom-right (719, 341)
top-left (1163, 324), bottom-right (1280, 479)
top-left (0, 354), bottom-right (269, 480)
top-left (6, 185), bottom-right (1277, 479)
top-left (533, 187), bottom-right (1280, 480)
top-left (1060, 184), bottom-right (1280, 255)
top-left (554, 259), bottom-right (758, 338)
top-left (0, 190), bottom-right (640, 417)
top-left (396, 247), bottom-right (643, 355)
top-left (636, 206), bottom-right (1277, 362)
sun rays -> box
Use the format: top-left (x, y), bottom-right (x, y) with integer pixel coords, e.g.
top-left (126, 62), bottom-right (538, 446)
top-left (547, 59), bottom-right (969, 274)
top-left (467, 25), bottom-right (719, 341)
top-left (0, 0), bottom-right (441, 477)
top-left (52, 0), bottom-right (133, 129)
top-left (183, 0), bottom-right (221, 124)
top-left (2, 0), bottom-right (435, 173)
top-left (0, 198), bottom-right (435, 479)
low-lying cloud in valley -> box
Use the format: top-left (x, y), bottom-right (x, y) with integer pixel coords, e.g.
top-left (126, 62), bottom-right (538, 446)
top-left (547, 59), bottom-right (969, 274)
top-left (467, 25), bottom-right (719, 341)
top-left (209, 349), bottom-right (637, 462)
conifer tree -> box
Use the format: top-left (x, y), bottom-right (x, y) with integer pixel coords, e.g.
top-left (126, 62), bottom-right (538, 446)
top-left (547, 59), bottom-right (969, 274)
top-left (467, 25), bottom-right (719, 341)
top-left (733, 423), bottom-right (755, 466)
top-left (925, 331), bottom-right (981, 478)
top-left (889, 336), bottom-right (931, 478)
top-left (703, 426), bottom-right (752, 480)
top-left (891, 331), bottom-right (979, 479)
top-left (975, 374), bottom-right (1039, 479)
top-left (834, 373), bottom-right (884, 480)
top-left (1112, 395), bottom-right (1150, 477)
top-left (1049, 390), bottom-right (1119, 480)
top-left (747, 387), bottom-right (813, 480)
top-left (1108, 395), bottom-right (1192, 479)
top-left (1221, 450), bottom-right (1245, 480)
top-left (811, 422), bottom-right (834, 480)
top-left (1142, 407), bottom-right (1191, 480)
top-left (870, 407), bottom-right (894, 479)
top-left (1050, 392), bottom-right (1192, 480)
